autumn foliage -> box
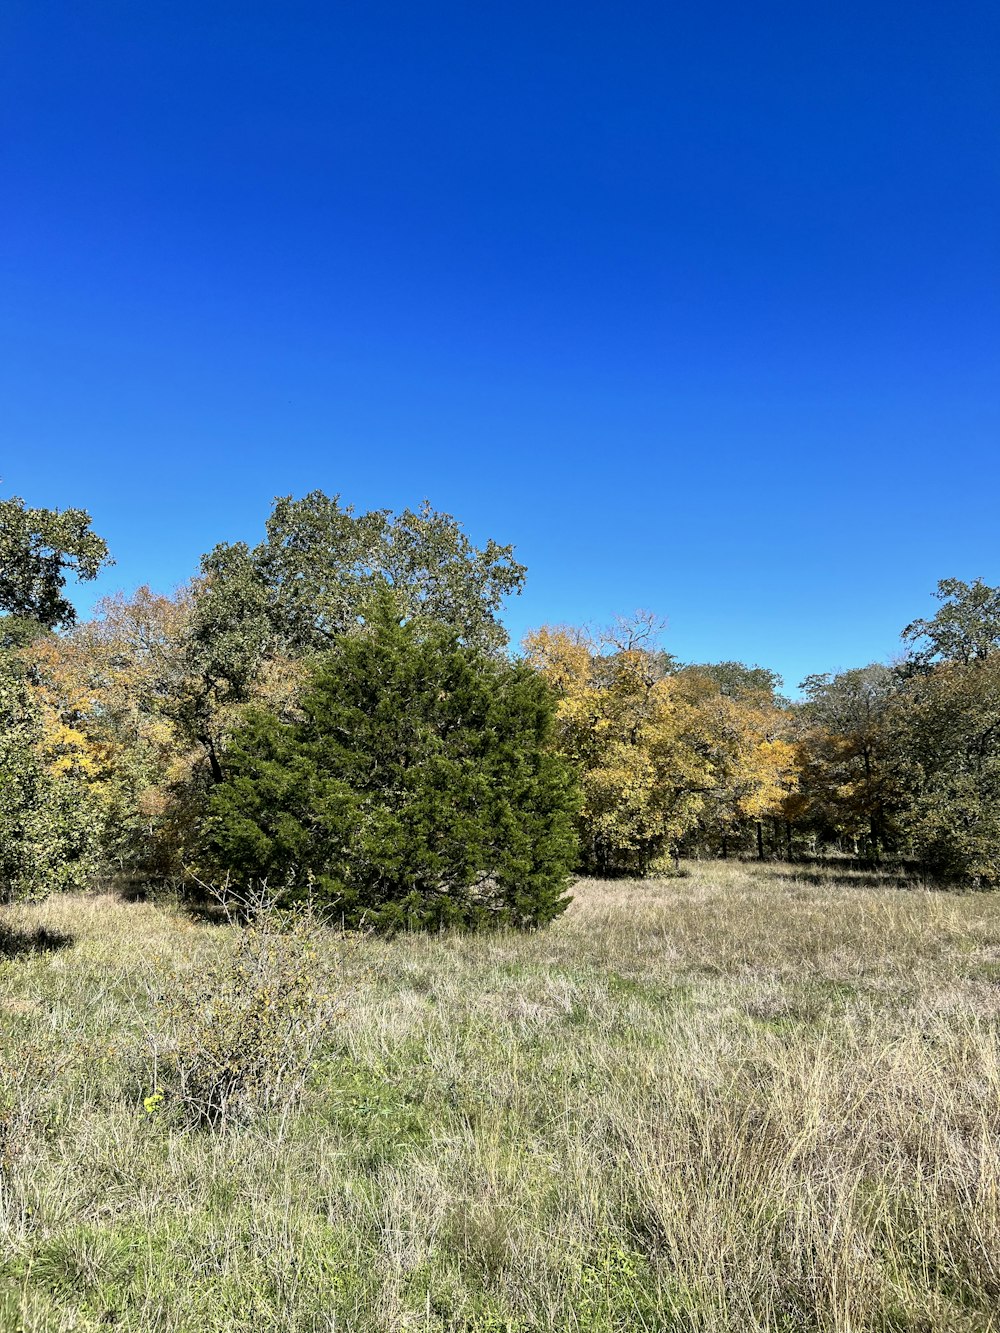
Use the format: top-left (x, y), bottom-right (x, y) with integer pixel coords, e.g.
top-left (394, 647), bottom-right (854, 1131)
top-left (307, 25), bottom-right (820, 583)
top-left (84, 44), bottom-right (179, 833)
top-left (4, 491), bottom-right (1000, 904)
top-left (524, 619), bottom-right (797, 874)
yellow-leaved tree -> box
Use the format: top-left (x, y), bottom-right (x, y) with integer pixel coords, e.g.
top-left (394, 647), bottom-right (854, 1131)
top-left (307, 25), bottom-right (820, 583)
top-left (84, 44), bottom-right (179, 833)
top-left (673, 664), bottom-right (798, 857)
top-left (523, 615), bottom-right (713, 875)
top-left (23, 584), bottom-right (307, 878)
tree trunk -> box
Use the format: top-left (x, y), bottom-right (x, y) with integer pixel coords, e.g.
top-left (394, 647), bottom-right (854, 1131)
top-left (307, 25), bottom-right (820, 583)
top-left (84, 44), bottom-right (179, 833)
top-left (200, 733), bottom-right (224, 785)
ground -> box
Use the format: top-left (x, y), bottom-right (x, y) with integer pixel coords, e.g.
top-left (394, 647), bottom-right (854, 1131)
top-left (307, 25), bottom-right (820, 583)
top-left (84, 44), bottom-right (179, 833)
top-left (1, 862), bottom-right (999, 1332)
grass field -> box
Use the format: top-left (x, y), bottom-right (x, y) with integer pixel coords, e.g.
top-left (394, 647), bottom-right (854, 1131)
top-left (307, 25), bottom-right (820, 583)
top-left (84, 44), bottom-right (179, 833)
top-left (2, 862), bottom-right (999, 1332)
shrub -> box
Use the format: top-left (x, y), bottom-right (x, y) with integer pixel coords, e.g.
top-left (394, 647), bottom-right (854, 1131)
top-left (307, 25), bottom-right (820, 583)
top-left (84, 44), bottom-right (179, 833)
top-left (147, 894), bottom-right (340, 1130)
top-left (200, 605), bottom-right (580, 930)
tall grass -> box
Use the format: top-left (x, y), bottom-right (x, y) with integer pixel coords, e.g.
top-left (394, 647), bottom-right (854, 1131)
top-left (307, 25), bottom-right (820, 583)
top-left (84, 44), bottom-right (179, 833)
top-left (1, 862), bottom-right (998, 1330)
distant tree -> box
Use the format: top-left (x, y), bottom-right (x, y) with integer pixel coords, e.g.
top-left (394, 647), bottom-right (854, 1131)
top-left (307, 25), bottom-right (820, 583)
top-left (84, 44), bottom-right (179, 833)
top-left (0, 495), bottom-right (112, 897)
top-left (24, 585), bottom-right (313, 873)
top-left (202, 600), bottom-right (579, 930)
top-left (524, 618), bottom-right (711, 876)
top-left (0, 641), bottom-right (103, 899)
top-left (20, 589), bottom-right (196, 875)
top-left (789, 665), bottom-right (905, 858)
top-left (892, 656), bottom-right (1000, 883)
top-left (0, 496), bottom-right (111, 630)
top-left (891, 582), bottom-right (1000, 881)
top-left (779, 582), bottom-right (1000, 880)
top-left (681, 660), bottom-right (784, 704)
top-left (674, 665), bottom-right (797, 858)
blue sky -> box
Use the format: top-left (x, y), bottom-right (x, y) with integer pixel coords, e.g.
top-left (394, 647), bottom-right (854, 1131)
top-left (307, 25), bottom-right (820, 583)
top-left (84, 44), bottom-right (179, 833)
top-left (2, 1), bottom-right (997, 691)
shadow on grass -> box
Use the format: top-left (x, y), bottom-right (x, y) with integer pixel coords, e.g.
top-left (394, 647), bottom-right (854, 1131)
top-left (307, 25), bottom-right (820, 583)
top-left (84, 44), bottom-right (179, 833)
top-left (114, 877), bottom-right (156, 904)
top-left (764, 863), bottom-right (930, 892)
top-left (111, 876), bottom-right (230, 925)
top-left (177, 898), bottom-right (231, 926)
top-left (0, 921), bottom-right (74, 960)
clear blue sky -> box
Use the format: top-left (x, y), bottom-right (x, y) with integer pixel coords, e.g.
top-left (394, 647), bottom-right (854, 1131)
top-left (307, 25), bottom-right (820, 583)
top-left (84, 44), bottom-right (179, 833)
top-left (2, 1), bottom-right (997, 691)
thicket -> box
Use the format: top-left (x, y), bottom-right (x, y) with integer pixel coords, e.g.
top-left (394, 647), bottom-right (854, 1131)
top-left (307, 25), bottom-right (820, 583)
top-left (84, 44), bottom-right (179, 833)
top-left (4, 488), bottom-right (1000, 903)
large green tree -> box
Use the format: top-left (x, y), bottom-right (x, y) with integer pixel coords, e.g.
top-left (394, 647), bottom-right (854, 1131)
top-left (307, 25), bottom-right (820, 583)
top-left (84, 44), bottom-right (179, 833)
top-left (893, 579), bottom-right (1000, 881)
top-left (903, 577), bottom-right (1000, 667)
top-left (196, 491), bottom-right (525, 661)
top-left (894, 657), bottom-right (1000, 883)
top-left (0, 496), bottom-right (111, 630)
top-left (185, 493), bottom-right (526, 781)
top-left (201, 602), bottom-right (579, 930)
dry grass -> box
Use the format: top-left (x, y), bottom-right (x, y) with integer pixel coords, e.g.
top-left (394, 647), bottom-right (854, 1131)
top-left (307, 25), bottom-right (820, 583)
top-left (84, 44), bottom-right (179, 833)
top-left (1, 862), bottom-right (999, 1330)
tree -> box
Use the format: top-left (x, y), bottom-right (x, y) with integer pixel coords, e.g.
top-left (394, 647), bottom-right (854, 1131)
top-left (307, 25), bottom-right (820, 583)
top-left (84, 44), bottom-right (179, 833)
top-left (0, 496), bottom-right (111, 630)
top-left (184, 493), bottom-right (526, 781)
top-left (681, 661), bottom-right (784, 704)
top-left (524, 619), bottom-right (711, 876)
top-left (902, 578), bottom-right (1000, 668)
top-left (201, 601), bottom-right (579, 930)
top-left (19, 589), bottom-right (196, 875)
top-left (887, 657), bottom-right (1000, 882)
top-left (893, 582), bottom-right (1000, 881)
top-left (197, 491), bottom-right (526, 662)
top-left (789, 665), bottom-right (904, 858)
top-left (0, 495), bottom-right (112, 897)
top-left (0, 640), bottom-right (103, 899)
top-left (22, 585), bottom-right (313, 874)
top-left (673, 665), bottom-right (797, 858)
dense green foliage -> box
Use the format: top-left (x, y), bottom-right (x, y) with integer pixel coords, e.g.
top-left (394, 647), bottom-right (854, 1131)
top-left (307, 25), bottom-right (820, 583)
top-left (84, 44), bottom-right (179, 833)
top-left (202, 606), bottom-right (579, 928)
top-left (0, 496), bottom-right (111, 630)
top-left (893, 657), bottom-right (1000, 881)
top-left (195, 490), bottom-right (524, 669)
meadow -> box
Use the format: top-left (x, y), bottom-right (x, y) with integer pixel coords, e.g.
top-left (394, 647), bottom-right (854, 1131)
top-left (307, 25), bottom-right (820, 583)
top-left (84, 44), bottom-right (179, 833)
top-left (1, 862), bottom-right (999, 1332)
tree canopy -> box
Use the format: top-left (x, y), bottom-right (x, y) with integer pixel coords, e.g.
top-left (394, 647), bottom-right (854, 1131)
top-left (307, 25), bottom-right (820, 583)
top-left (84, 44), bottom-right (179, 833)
top-left (902, 578), bottom-right (1000, 667)
top-left (197, 492), bottom-right (526, 665)
top-left (0, 496), bottom-right (111, 630)
top-left (5, 484), bottom-right (1000, 906)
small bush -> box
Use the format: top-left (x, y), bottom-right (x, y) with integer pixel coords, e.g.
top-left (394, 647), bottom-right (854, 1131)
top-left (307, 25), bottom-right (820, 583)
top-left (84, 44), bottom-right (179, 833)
top-left (147, 893), bottom-right (342, 1130)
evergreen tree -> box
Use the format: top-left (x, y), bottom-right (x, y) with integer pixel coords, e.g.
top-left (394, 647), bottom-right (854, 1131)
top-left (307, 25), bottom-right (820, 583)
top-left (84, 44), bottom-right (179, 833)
top-left (201, 603), bottom-right (579, 929)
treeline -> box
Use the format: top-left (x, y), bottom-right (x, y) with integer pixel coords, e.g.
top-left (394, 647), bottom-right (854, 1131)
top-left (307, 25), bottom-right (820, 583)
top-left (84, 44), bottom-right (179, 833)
top-left (3, 490), bottom-right (1000, 924)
